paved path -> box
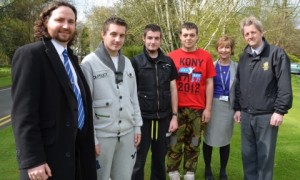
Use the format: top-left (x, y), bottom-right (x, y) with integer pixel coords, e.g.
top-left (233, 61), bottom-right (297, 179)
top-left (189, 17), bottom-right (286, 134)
top-left (0, 87), bottom-right (12, 129)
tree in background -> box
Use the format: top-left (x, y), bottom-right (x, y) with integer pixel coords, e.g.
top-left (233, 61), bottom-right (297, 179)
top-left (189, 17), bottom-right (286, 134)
top-left (114, 0), bottom-right (247, 59)
top-left (1, 0), bottom-right (300, 64)
top-left (262, 0), bottom-right (300, 57)
top-left (0, 0), bottom-right (50, 65)
top-left (74, 22), bottom-right (90, 62)
top-left (87, 0), bottom-right (300, 60)
top-left (84, 6), bottom-right (116, 50)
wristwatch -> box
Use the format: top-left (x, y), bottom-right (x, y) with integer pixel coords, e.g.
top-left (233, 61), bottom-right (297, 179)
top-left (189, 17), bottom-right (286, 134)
top-left (172, 112), bottom-right (178, 116)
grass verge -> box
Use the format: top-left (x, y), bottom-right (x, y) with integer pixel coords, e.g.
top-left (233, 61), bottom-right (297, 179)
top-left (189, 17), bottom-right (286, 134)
top-left (0, 75), bottom-right (299, 179)
top-left (0, 126), bottom-right (19, 180)
top-left (0, 66), bottom-right (12, 88)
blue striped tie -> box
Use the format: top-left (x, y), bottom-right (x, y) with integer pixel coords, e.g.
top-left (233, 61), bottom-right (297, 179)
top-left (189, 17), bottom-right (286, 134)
top-left (62, 49), bottom-right (85, 130)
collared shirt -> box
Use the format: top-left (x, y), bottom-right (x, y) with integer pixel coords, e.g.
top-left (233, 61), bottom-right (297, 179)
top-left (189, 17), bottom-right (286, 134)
top-left (51, 39), bottom-right (81, 93)
top-left (251, 41), bottom-right (264, 55)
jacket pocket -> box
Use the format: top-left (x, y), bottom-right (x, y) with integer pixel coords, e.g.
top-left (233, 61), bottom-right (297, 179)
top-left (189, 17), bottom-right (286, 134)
top-left (138, 91), bottom-right (155, 112)
top-left (158, 64), bottom-right (172, 82)
top-left (125, 70), bottom-right (135, 79)
top-left (93, 99), bottom-right (113, 121)
top-left (159, 91), bottom-right (171, 111)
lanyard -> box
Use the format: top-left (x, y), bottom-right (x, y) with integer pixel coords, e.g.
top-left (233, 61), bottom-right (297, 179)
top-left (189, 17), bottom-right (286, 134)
top-left (218, 61), bottom-right (230, 92)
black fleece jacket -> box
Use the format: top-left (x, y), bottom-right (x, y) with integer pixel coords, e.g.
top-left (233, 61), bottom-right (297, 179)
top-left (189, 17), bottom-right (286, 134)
top-left (234, 38), bottom-right (293, 115)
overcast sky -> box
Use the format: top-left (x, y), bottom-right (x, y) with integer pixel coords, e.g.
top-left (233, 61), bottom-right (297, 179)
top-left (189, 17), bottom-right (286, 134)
top-left (72, 0), bottom-right (116, 21)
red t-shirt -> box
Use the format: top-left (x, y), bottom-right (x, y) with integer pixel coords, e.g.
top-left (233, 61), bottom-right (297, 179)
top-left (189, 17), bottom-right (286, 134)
top-left (169, 48), bottom-right (216, 109)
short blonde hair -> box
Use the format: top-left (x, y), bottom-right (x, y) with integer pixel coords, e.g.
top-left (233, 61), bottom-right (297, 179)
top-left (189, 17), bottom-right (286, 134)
top-left (216, 35), bottom-right (235, 55)
top-left (240, 16), bottom-right (263, 35)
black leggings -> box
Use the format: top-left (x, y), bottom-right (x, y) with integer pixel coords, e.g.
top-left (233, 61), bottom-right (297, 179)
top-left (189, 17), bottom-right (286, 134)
top-left (202, 142), bottom-right (230, 172)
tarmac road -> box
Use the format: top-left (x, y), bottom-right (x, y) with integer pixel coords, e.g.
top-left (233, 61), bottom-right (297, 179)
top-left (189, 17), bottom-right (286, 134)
top-left (0, 87), bottom-right (12, 129)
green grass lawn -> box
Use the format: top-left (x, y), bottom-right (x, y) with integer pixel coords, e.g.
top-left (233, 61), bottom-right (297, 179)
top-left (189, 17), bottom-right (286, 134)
top-left (1, 75), bottom-right (299, 179)
top-left (0, 127), bottom-right (19, 180)
top-left (0, 66), bottom-right (12, 88)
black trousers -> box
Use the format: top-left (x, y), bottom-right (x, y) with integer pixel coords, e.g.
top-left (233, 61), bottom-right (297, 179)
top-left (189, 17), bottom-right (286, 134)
top-left (132, 118), bottom-right (170, 180)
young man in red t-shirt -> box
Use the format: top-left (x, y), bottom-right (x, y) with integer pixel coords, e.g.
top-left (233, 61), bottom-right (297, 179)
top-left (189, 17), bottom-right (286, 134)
top-left (167, 22), bottom-right (216, 180)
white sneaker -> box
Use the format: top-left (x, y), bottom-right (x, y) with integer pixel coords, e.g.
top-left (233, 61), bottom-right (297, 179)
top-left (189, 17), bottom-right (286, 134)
top-left (184, 171), bottom-right (195, 180)
top-left (169, 171), bottom-right (181, 180)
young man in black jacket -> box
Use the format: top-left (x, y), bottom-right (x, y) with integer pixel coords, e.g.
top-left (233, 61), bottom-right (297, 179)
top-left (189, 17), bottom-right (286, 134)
top-left (234, 16), bottom-right (293, 180)
top-left (131, 24), bottom-right (178, 180)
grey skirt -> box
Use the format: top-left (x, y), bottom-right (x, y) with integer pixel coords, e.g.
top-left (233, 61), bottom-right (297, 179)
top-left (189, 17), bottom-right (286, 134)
top-left (204, 98), bottom-right (234, 147)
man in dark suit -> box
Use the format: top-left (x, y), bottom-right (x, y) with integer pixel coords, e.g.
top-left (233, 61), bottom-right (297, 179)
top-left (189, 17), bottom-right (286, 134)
top-left (11, 1), bottom-right (96, 180)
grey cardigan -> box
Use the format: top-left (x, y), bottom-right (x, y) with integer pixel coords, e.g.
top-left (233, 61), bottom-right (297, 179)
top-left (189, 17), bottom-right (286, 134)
top-left (213, 60), bottom-right (237, 108)
top-left (81, 51), bottom-right (142, 145)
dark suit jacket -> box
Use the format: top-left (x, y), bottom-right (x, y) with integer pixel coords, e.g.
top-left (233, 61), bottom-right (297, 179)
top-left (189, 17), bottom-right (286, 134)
top-left (11, 39), bottom-right (97, 180)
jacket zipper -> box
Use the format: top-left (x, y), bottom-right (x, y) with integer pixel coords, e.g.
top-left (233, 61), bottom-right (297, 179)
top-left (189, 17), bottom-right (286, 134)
top-left (155, 63), bottom-right (160, 119)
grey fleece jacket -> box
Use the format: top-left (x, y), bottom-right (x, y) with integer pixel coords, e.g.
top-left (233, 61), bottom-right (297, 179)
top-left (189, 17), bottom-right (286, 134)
top-left (80, 48), bottom-right (142, 145)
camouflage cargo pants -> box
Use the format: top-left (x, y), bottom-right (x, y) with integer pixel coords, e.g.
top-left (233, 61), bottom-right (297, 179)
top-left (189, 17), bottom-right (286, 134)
top-left (167, 107), bottom-right (206, 173)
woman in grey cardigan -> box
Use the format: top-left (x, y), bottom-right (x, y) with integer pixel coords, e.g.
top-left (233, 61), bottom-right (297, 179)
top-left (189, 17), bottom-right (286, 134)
top-left (203, 35), bottom-right (237, 180)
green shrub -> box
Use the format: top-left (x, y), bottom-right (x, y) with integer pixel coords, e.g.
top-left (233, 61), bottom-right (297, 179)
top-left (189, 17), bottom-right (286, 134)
top-left (0, 66), bottom-right (11, 77)
top-left (288, 53), bottom-right (300, 63)
top-left (122, 46), bottom-right (143, 59)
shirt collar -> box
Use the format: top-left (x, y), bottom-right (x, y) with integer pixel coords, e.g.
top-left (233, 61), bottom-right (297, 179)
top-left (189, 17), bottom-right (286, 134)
top-left (51, 39), bottom-right (66, 56)
top-left (251, 41), bottom-right (264, 55)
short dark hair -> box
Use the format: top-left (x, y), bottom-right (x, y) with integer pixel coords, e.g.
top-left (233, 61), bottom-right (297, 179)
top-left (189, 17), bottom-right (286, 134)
top-left (34, 1), bottom-right (77, 44)
top-left (180, 22), bottom-right (198, 34)
top-left (143, 24), bottom-right (162, 37)
top-left (103, 16), bottom-right (128, 34)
